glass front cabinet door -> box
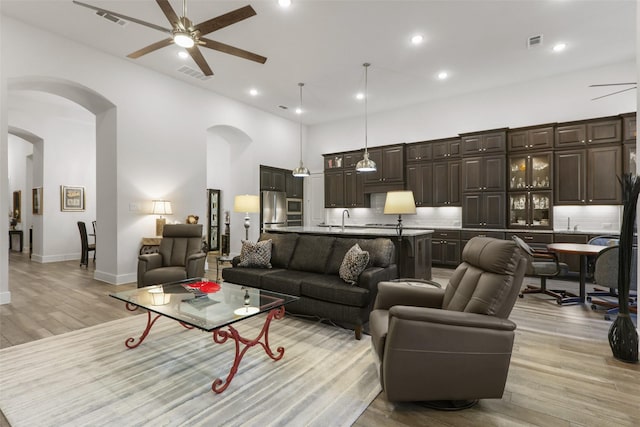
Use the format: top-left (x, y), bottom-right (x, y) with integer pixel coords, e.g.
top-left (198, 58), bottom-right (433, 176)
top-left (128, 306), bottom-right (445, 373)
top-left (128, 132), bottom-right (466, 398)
top-left (509, 152), bottom-right (552, 191)
top-left (509, 191), bottom-right (552, 229)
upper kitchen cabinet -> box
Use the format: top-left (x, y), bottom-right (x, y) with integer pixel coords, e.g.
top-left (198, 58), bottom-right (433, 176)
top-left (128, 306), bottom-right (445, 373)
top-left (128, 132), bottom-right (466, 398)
top-left (460, 129), bottom-right (507, 156)
top-left (406, 163), bottom-right (433, 207)
top-left (508, 152), bottom-right (552, 191)
top-left (433, 160), bottom-right (461, 206)
top-left (432, 138), bottom-right (462, 160)
top-left (343, 169), bottom-right (370, 208)
top-left (406, 141), bottom-right (433, 163)
top-left (260, 166), bottom-right (286, 192)
top-left (508, 125), bottom-right (555, 152)
top-left (621, 112), bottom-right (636, 142)
top-left (285, 173), bottom-right (304, 198)
top-left (324, 170), bottom-right (345, 208)
top-left (462, 155), bottom-right (506, 193)
top-left (363, 145), bottom-right (405, 191)
top-left (324, 153), bottom-right (344, 170)
top-left (555, 117), bottom-right (622, 148)
top-left (624, 143), bottom-right (636, 175)
top-left (462, 192), bottom-right (506, 228)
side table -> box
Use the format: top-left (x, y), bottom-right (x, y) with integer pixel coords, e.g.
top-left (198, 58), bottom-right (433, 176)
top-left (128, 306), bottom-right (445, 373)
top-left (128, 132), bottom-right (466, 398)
top-left (216, 255), bottom-right (235, 280)
top-left (140, 237), bottom-right (162, 255)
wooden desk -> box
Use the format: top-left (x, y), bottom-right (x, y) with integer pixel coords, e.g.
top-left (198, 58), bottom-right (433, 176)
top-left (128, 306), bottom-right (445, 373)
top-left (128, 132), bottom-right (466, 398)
top-left (547, 243), bottom-right (607, 304)
top-left (9, 230), bottom-right (23, 252)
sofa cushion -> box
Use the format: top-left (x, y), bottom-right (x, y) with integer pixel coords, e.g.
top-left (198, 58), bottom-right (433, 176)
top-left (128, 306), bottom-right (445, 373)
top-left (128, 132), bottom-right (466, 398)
top-left (339, 244), bottom-right (370, 284)
top-left (238, 240), bottom-right (272, 268)
top-left (259, 232), bottom-right (299, 268)
top-left (261, 270), bottom-right (321, 296)
top-left (289, 235), bottom-right (336, 273)
top-left (326, 238), bottom-right (361, 274)
top-left (300, 275), bottom-right (370, 307)
top-left (222, 267), bottom-right (285, 288)
top-left (359, 238), bottom-right (395, 268)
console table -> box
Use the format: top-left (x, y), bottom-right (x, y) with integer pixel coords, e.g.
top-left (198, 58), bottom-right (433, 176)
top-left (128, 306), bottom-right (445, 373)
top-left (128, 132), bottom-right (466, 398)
top-left (9, 230), bottom-right (23, 252)
top-left (140, 237), bottom-right (162, 255)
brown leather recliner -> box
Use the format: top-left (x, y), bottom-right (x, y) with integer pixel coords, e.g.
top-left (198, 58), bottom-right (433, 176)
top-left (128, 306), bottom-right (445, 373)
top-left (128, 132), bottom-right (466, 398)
top-left (369, 237), bottom-right (527, 408)
top-left (137, 224), bottom-right (206, 287)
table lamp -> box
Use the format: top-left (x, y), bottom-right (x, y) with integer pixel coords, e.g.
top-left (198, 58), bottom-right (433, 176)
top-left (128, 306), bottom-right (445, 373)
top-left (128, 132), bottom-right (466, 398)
top-left (383, 191), bottom-right (417, 237)
top-left (152, 200), bottom-right (172, 236)
top-left (234, 194), bottom-right (260, 240)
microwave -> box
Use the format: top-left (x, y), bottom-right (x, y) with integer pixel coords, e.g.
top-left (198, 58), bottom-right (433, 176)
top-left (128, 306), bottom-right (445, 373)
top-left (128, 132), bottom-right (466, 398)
top-left (286, 198), bottom-right (303, 214)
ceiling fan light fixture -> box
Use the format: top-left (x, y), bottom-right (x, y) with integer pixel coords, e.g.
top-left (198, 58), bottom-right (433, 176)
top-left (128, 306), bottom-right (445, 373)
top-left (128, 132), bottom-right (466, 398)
top-left (174, 32), bottom-right (194, 48)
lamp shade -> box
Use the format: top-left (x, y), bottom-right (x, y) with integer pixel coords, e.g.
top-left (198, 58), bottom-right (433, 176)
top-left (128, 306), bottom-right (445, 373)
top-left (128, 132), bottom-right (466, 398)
top-left (384, 191), bottom-right (417, 215)
top-left (234, 195), bottom-right (260, 213)
top-left (152, 200), bottom-right (173, 215)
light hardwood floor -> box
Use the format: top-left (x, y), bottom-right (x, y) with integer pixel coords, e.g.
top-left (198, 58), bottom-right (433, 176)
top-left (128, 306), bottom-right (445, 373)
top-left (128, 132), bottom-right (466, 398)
top-left (1, 252), bottom-right (638, 426)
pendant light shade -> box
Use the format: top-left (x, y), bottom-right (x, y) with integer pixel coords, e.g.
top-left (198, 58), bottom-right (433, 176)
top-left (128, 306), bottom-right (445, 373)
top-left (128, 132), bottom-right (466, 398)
top-left (356, 62), bottom-right (377, 173)
top-left (292, 82), bottom-right (310, 177)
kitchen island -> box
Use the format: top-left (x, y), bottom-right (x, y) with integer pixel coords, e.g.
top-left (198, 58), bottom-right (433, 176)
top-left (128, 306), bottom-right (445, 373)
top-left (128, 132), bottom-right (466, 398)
top-left (263, 225), bottom-right (434, 280)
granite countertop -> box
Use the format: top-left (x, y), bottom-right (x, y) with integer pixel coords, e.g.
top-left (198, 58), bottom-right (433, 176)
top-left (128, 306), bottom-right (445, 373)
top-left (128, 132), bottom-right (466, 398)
top-left (265, 225), bottom-right (433, 237)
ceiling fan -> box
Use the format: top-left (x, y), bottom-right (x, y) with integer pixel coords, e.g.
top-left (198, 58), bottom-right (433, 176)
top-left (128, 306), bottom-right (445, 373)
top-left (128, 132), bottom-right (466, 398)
top-left (73, 0), bottom-right (267, 76)
top-left (589, 82), bottom-right (637, 101)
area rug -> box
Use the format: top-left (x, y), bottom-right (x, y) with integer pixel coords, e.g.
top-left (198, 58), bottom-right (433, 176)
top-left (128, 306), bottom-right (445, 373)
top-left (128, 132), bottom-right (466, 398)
top-left (0, 314), bottom-right (380, 426)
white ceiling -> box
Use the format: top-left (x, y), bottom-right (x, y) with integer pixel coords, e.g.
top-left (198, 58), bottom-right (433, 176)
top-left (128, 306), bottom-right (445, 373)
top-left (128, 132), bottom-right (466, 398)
top-left (1, 0), bottom-right (637, 125)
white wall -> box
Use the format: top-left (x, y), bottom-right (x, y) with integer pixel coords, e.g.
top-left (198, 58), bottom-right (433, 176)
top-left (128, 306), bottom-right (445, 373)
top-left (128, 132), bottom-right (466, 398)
top-left (1, 16), bottom-right (303, 290)
top-left (7, 134), bottom-right (32, 246)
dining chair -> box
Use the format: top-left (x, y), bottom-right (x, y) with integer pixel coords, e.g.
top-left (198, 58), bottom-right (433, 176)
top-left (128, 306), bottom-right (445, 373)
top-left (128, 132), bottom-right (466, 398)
top-left (512, 235), bottom-right (569, 301)
top-left (589, 245), bottom-right (637, 320)
top-left (77, 221), bottom-right (96, 268)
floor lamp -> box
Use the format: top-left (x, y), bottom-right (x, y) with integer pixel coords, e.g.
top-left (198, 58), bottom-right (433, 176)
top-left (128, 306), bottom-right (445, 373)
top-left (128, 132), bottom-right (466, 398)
top-left (234, 195), bottom-right (260, 241)
top-left (384, 191), bottom-right (417, 276)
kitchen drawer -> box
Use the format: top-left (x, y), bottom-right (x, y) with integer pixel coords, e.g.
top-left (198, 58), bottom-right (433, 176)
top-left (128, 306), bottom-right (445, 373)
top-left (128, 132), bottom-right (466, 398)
top-left (432, 230), bottom-right (461, 240)
top-left (460, 230), bottom-right (505, 240)
top-left (507, 232), bottom-right (553, 247)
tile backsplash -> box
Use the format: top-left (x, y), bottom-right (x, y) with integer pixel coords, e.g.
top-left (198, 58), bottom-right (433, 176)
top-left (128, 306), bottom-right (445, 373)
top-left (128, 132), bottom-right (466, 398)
top-left (553, 205), bottom-right (622, 233)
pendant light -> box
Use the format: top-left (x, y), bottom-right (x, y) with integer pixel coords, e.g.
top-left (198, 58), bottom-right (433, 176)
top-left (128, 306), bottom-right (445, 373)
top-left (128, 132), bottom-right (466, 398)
top-left (292, 82), bottom-right (311, 177)
top-left (355, 63), bottom-right (377, 172)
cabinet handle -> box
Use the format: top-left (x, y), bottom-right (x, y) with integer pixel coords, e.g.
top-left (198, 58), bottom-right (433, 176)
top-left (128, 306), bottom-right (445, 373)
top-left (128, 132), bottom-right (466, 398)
top-left (478, 234), bottom-right (486, 237)
top-left (588, 139), bottom-right (592, 143)
top-left (524, 236), bottom-right (533, 240)
top-left (589, 199), bottom-right (593, 202)
top-left (582, 199), bottom-right (585, 203)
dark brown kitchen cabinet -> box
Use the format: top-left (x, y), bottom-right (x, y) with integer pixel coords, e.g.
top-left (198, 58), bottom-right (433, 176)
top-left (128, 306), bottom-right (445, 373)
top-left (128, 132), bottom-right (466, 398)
top-left (260, 166), bottom-right (286, 192)
top-left (462, 155), bottom-right (506, 192)
top-left (406, 163), bottom-right (433, 207)
top-left (324, 154), bottom-right (344, 170)
top-left (324, 170), bottom-right (344, 208)
top-left (508, 191), bottom-right (552, 229)
top-left (555, 118), bottom-right (622, 148)
top-left (343, 169), bottom-right (369, 208)
top-left (506, 232), bottom-right (552, 251)
top-left (285, 173), bottom-right (303, 198)
top-left (622, 112), bottom-right (636, 142)
top-left (508, 152), bottom-right (552, 190)
top-left (431, 230), bottom-right (461, 266)
top-left (460, 130), bottom-right (507, 155)
top-left (624, 142), bottom-right (636, 174)
top-left (364, 145), bottom-right (405, 189)
top-left (342, 151), bottom-right (363, 169)
top-left (554, 146), bottom-right (622, 205)
top-left (460, 230), bottom-right (505, 255)
top-left (432, 138), bottom-right (461, 160)
top-left (508, 125), bottom-right (555, 152)
top-left (433, 160), bottom-right (461, 206)
top-left (406, 141), bottom-right (432, 163)
top-left (462, 192), bottom-right (505, 228)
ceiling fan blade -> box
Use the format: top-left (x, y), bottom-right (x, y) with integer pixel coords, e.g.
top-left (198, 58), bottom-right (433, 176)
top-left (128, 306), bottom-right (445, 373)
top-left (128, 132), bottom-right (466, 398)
top-left (73, 1), bottom-right (172, 34)
top-left (187, 46), bottom-right (214, 76)
top-left (127, 38), bottom-right (174, 59)
top-left (200, 37), bottom-right (267, 64)
top-left (194, 5), bottom-right (257, 36)
top-left (589, 82), bottom-right (636, 87)
top-left (591, 86), bottom-right (637, 101)
top-left (156, 0), bottom-right (180, 29)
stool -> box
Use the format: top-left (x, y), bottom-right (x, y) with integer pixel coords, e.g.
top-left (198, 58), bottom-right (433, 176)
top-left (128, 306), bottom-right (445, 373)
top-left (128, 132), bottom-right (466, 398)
top-left (216, 255), bottom-right (235, 280)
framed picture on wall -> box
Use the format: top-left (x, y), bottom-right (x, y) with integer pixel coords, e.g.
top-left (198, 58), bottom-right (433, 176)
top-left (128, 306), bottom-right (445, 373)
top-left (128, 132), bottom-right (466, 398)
top-left (60, 185), bottom-right (85, 211)
top-left (32, 187), bottom-right (43, 215)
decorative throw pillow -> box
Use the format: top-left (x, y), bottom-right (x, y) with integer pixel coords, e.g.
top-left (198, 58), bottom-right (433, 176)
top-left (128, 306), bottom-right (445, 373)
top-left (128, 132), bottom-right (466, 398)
top-left (238, 239), bottom-right (272, 268)
top-left (339, 243), bottom-right (370, 285)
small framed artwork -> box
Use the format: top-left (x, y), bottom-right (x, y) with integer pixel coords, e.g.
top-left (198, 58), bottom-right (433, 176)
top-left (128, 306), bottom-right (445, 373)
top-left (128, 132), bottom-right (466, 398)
top-left (60, 185), bottom-right (85, 212)
top-left (32, 187), bottom-right (43, 215)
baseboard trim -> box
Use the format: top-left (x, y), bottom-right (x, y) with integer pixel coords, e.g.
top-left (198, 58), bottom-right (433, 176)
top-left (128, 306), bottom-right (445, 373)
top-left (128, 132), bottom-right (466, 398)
top-left (94, 270), bottom-right (136, 286)
top-left (0, 291), bottom-right (11, 305)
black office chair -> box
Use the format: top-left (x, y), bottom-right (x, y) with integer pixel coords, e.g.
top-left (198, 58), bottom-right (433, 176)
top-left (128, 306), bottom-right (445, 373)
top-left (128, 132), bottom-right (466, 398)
top-left (77, 221), bottom-right (96, 268)
top-left (512, 236), bottom-right (570, 302)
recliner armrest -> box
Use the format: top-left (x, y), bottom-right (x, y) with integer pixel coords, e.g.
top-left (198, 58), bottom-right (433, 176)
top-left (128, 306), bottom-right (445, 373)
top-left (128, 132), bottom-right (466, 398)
top-left (186, 252), bottom-right (206, 262)
top-left (374, 280), bottom-right (445, 311)
top-left (389, 305), bottom-right (516, 331)
top-left (138, 253), bottom-right (162, 271)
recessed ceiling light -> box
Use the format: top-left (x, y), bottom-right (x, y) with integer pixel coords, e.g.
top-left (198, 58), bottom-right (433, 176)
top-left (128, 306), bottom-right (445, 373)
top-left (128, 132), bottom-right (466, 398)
top-left (553, 42), bottom-right (567, 52)
top-left (437, 71), bottom-right (448, 80)
top-left (249, 88), bottom-right (259, 96)
top-left (278, 0), bottom-right (291, 7)
top-left (356, 92), bottom-right (365, 100)
top-left (411, 34), bottom-right (424, 45)
top-left (295, 107), bottom-right (302, 115)
top-left (177, 51), bottom-right (189, 59)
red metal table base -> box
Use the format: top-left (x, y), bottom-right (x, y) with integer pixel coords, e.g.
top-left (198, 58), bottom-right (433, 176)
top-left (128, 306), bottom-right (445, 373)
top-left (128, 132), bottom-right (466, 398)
top-left (123, 303), bottom-right (286, 393)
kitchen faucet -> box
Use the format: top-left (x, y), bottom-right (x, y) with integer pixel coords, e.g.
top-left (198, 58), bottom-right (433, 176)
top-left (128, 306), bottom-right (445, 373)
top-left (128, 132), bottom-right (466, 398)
top-left (342, 209), bottom-right (350, 231)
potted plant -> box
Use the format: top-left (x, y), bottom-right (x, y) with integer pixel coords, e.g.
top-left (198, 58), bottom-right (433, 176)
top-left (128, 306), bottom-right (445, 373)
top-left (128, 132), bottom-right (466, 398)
top-left (608, 173), bottom-right (639, 363)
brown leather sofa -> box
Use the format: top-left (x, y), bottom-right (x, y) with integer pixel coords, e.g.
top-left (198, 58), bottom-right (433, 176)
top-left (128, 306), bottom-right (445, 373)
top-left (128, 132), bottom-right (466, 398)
top-left (369, 236), bottom-right (526, 408)
top-left (137, 224), bottom-right (206, 287)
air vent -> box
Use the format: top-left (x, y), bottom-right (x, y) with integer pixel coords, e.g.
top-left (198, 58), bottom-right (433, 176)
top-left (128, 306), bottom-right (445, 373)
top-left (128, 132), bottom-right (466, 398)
top-left (527, 34), bottom-right (543, 49)
top-left (96, 11), bottom-right (128, 26)
top-left (177, 65), bottom-right (212, 81)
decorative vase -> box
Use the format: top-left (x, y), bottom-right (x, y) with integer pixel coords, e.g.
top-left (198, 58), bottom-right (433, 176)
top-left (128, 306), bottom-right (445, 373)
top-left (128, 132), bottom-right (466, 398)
top-left (608, 173), bottom-right (639, 363)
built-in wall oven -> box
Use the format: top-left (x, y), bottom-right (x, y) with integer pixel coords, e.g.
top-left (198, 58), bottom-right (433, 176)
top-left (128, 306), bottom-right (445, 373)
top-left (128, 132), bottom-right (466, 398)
top-left (286, 198), bottom-right (303, 226)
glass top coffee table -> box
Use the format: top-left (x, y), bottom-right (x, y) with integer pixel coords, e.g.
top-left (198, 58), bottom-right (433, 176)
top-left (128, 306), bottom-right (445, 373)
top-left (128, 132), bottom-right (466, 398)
top-left (110, 277), bottom-right (299, 393)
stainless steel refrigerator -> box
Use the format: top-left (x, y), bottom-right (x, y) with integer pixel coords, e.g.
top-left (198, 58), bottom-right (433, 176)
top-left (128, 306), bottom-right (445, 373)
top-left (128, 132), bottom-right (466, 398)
top-left (261, 191), bottom-right (287, 228)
